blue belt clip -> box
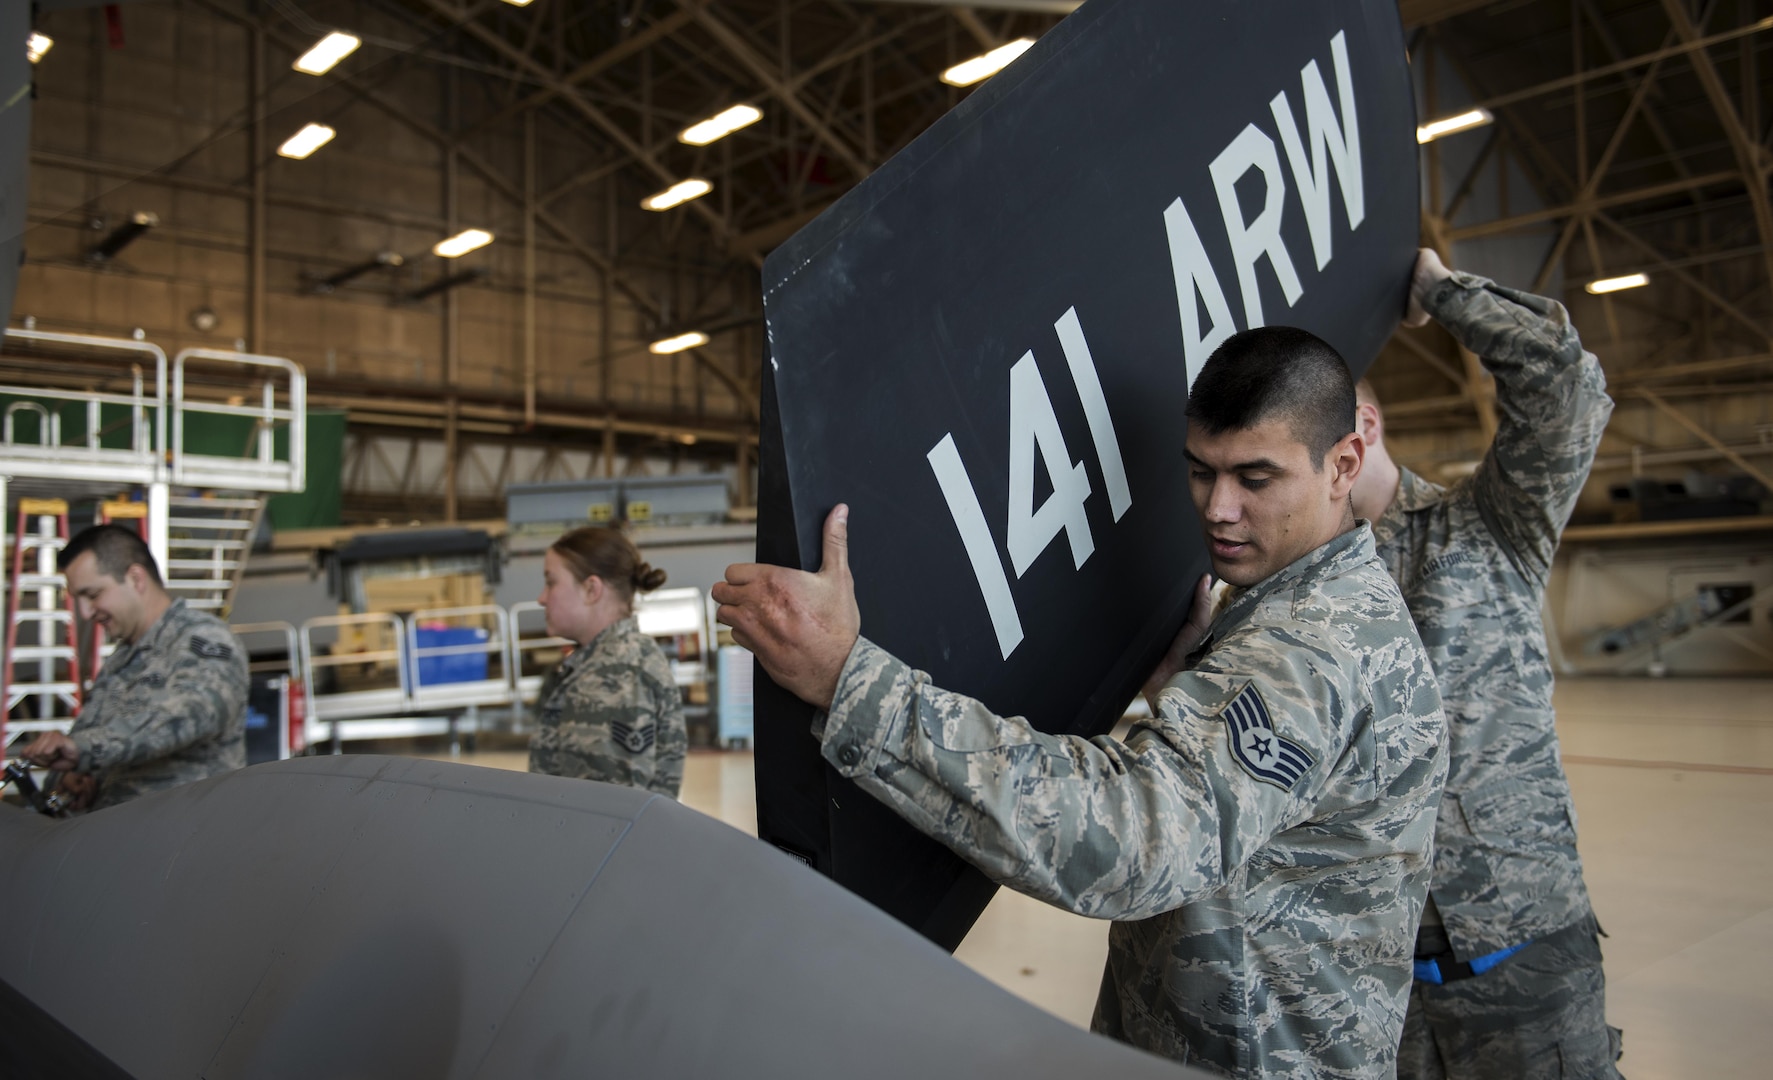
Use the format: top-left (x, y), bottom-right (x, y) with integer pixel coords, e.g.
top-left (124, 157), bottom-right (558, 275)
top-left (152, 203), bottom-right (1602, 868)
top-left (1413, 942), bottom-right (1527, 985)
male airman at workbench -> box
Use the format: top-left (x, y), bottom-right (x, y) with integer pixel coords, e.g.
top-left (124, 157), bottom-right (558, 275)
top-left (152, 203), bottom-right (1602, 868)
top-left (21, 524), bottom-right (247, 811)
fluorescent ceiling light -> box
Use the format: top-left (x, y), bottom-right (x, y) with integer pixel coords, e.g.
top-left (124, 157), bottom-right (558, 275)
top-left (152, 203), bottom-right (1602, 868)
top-left (501, 0), bottom-right (535, 5)
top-left (277, 123), bottom-right (336, 160)
top-left (641, 179), bottom-right (713, 212)
top-left (27, 33), bottom-right (52, 64)
top-left (680, 104), bottom-right (763, 146)
top-left (941, 38), bottom-right (1035, 87)
top-left (1416, 108), bottom-right (1493, 144)
top-left (650, 332), bottom-right (710, 355)
top-left (433, 228), bottom-right (494, 258)
top-left (293, 31), bottom-right (361, 76)
top-left (1585, 273), bottom-right (1649, 295)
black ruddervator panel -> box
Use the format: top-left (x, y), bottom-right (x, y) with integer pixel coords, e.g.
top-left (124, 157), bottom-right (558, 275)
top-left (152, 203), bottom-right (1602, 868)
top-left (0, 1), bottom-right (29, 335)
top-left (756, 0), bottom-right (1420, 950)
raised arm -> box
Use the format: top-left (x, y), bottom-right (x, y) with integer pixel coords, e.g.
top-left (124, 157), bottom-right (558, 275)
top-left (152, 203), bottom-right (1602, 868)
top-left (1425, 271), bottom-right (1614, 584)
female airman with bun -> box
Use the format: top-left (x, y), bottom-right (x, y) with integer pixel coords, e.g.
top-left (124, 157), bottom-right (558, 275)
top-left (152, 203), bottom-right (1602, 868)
top-left (529, 527), bottom-right (685, 797)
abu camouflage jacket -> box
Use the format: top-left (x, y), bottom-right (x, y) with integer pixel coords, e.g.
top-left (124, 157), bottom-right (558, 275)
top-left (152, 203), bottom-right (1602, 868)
top-left (1373, 271), bottom-right (1613, 960)
top-left (818, 525), bottom-right (1447, 1079)
top-left (528, 616), bottom-right (685, 798)
top-left (68, 600), bottom-right (248, 810)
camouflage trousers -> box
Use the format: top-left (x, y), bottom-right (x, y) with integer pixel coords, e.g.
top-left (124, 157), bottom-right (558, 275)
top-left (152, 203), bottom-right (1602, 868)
top-left (1398, 914), bottom-right (1624, 1080)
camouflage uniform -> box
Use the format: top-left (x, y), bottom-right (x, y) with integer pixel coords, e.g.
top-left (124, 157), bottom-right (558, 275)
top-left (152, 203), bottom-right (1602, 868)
top-left (819, 525), bottom-right (1448, 1079)
top-left (528, 616), bottom-right (685, 798)
top-left (67, 599), bottom-right (248, 810)
top-left (1372, 272), bottom-right (1622, 1078)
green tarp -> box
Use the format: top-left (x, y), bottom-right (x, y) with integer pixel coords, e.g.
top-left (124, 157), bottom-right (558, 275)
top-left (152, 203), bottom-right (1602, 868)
top-left (0, 397), bottom-right (345, 528)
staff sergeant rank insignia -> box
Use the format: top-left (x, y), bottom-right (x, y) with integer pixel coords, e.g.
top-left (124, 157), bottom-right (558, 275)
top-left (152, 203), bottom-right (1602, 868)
top-left (612, 720), bottom-right (655, 755)
top-left (188, 636), bottom-right (233, 661)
top-left (1221, 683), bottom-right (1314, 791)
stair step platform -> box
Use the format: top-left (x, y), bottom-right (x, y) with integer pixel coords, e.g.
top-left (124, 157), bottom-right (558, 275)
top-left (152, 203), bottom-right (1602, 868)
top-left (168, 518), bottom-right (254, 530)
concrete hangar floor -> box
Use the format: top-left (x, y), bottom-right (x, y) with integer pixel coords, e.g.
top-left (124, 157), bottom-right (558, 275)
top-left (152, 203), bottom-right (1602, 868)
top-left (438, 674), bottom-right (1771, 1080)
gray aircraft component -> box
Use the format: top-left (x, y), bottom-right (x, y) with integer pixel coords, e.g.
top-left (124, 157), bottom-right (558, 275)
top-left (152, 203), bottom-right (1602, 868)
top-left (0, 756), bottom-right (1197, 1080)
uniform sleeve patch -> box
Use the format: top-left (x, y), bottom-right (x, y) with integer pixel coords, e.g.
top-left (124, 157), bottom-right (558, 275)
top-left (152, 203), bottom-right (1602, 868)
top-left (611, 720), bottom-right (656, 754)
top-left (188, 635), bottom-right (234, 661)
top-left (1220, 682), bottom-right (1314, 792)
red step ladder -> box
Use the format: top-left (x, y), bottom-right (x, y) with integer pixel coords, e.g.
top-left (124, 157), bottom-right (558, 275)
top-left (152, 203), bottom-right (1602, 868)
top-left (1, 499), bottom-right (88, 757)
top-left (100, 499), bottom-right (149, 538)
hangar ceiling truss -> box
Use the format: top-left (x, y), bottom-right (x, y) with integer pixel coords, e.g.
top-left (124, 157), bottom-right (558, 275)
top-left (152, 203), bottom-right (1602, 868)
top-left (23, 0), bottom-right (1773, 519)
top-left (1403, 0), bottom-right (1773, 441)
top-left (369, 0), bottom-right (1773, 407)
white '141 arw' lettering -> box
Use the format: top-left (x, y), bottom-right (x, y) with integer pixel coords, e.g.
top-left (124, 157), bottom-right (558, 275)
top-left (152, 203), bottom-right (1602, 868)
top-left (928, 307), bottom-right (1129, 660)
top-left (927, 29), bottom-right (1364, 663)
top-left (1167, 29), bottom-right (1364, 390)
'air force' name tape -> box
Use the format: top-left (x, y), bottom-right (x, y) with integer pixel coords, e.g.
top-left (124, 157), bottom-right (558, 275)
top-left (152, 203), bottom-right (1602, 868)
top-left (1221, 683), bottom-right (1314, 791)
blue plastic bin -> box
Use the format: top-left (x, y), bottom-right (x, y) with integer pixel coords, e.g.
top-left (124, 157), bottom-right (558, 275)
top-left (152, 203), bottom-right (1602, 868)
top-left (412, 625), bottom-right (490, 686)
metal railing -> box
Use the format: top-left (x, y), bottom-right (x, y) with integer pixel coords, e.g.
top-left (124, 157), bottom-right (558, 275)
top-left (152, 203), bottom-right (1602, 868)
top-left (287, 590), bottom-right (714, 741)
top-left (0, 332), bottom-right (307, 496)
top-left (299, 613), bottom-right (410, 722)
top-left (171, 348), bottom-right (307, 493)
top-left (0, 329), bottom-right (166, 484)
top-left (231, 621), bottom-right (300, 676)
top-left (407, 605), bottom-right (512, 711)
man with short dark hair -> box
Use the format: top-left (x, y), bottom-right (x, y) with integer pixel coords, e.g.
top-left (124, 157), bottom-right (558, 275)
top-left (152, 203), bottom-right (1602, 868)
top-left (1352, 250), bottom-right (1622, 1078)
top-left (19, 524), bottom-right (248, 810)
top-left (713, 327), bottom-right (1447, 1079)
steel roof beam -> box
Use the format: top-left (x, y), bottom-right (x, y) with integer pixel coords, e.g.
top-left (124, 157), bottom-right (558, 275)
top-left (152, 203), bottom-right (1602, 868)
top-left (673, 0), bottom-right (872, 179)
top-left (415, 0), bottom-right (744, 254)
top-left (1658, 0), bottom-right (1773, 325)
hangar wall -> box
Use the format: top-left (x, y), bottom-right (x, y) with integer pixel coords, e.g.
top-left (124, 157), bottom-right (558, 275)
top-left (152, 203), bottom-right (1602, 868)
top-left (14, 0), bottom-right (760, 524)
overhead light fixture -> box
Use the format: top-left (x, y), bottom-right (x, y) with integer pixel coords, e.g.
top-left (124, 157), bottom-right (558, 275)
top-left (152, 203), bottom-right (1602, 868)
top-left (407, 268), bottom-right (485, 302)
top-left (86, 211), bottom-right (159, 264)
top-left (293, 31), bottom-right (361, 76)
top-left (433, 228), bottom-right (494, 258)
top-left (309, 252), bottom-right (404, 294)
top-left (650, 332), bottom-right (710, 355)
top-left (27, 32), bottom-right (52, 64)
top-left (941, 38), bottom-right (1035, 87)
top-left (680, 104), bottom-right (763, 146)
top-left (277, 123), bottom-right (336, 160)
top-left (500, 0), bottom-right (535, 6)
top-left (1586, 272), bottom-right (1650, 295)
top-left (641, 179), bottom-right (713, 212)
top-left (1416, 108), bottom-right (1494, 144)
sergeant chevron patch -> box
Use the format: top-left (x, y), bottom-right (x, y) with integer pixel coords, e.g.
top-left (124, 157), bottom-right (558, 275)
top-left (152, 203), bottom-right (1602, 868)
top-left (611, 721), bottom-right (655, 755)
top-left (187, 636), bottom-right (233, 661)
top-left (1220, 682), bottom-right (1314, 791)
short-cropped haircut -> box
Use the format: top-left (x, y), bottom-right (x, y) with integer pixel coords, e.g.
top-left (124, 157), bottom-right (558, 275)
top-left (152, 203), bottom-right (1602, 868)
top-left (58, 523), bottom-right (164, 587)
top-left (1184, 326), bottom-right (1357, 468)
